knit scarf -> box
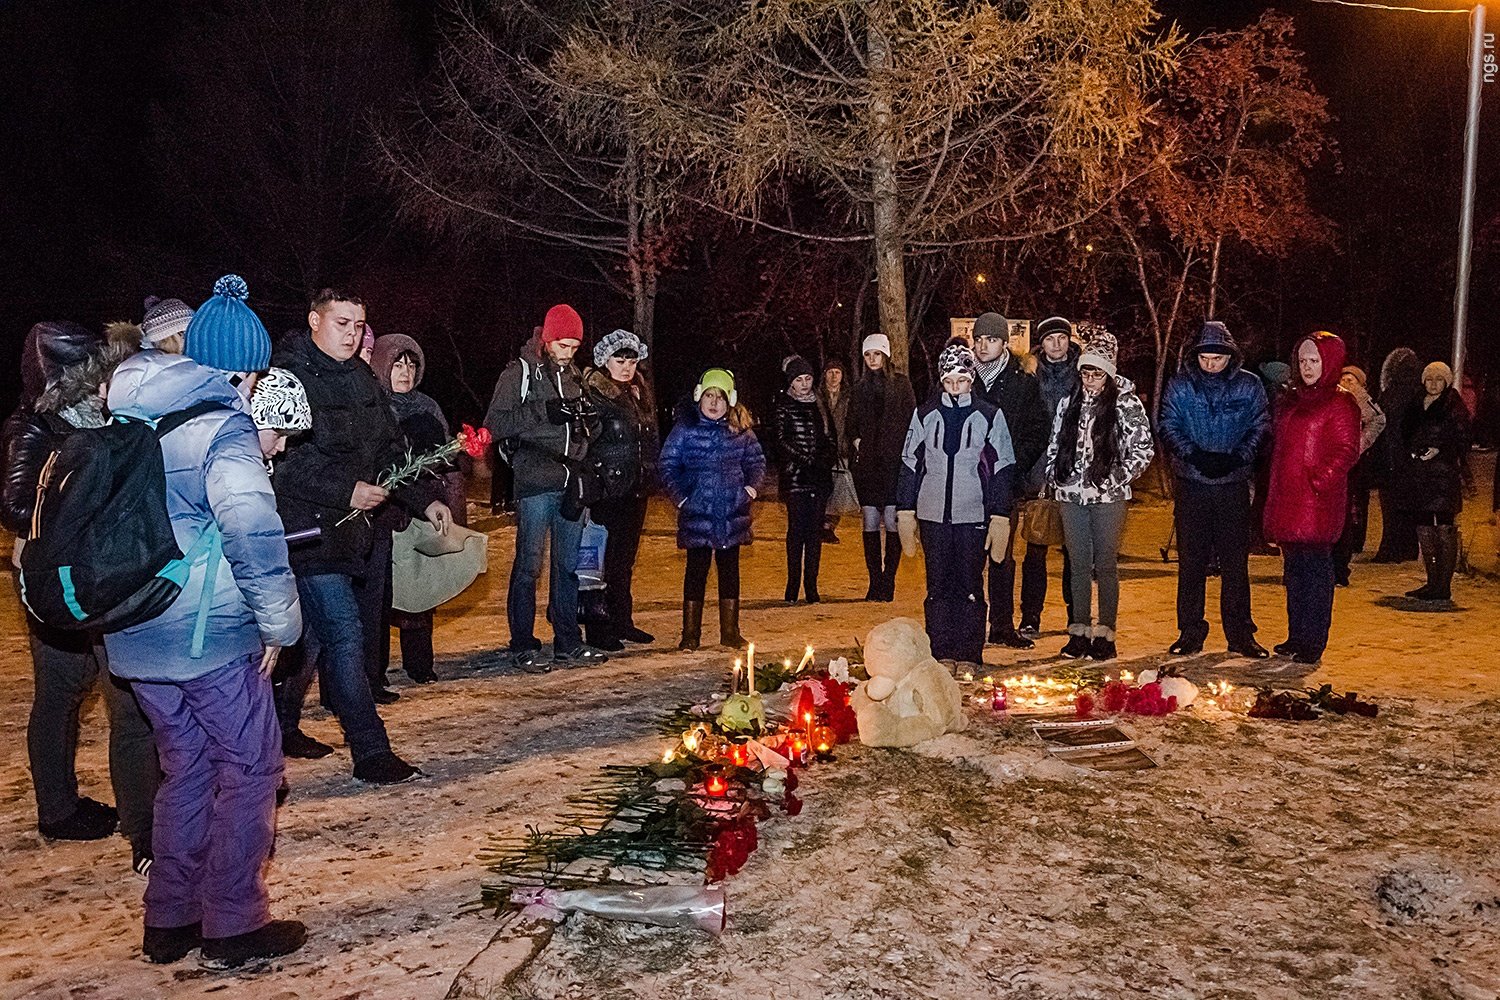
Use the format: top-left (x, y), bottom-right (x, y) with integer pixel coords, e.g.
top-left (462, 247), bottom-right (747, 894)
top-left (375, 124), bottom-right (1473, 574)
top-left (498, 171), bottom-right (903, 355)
top-left (975, 352), bottom-right (1008, 390)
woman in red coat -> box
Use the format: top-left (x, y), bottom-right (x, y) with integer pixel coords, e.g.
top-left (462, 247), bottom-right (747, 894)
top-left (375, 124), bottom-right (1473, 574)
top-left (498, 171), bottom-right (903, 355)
top-left (1263, 331), bottom-right (1362, 664)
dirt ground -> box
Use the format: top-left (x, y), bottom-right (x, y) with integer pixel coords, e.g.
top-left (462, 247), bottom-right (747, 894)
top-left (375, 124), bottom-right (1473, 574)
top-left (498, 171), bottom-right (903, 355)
top-left (2, 482), bottom-right (1498, 1000)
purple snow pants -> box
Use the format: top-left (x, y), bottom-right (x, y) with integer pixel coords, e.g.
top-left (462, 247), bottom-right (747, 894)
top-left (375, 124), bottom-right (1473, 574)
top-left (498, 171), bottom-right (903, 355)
top-left (131, 654), bottom-right (282, 938)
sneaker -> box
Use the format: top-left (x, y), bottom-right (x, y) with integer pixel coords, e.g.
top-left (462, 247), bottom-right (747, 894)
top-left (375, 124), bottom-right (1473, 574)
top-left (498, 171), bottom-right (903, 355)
top-left (513, 647), bottom-right (552, 674)
top-left (619, 626), bottom-right (655, 645)
top-left (199, 919), bottom-right (306, 970)
top-left (553, 645), bottom-right (609, 666)
top-left (132, 848), bottom-right (153, 880)
top-left (352, 751), bottom-right (421, 785)
top-left (39, 802), bottom-right (118, 841)
top-left (988, 626), bottom-right (1034, 650)
top-left (1088, 637), bottom-right (1118, 661)
top-left (282, 730), bottom-right (335, 760)
top-left (143, 921), bottom-right (201, 964)
top-left (1059, 634), bottom-right (1092, 659)
top-left (372, 687), bottom-right (401, 705)
top-left (1017, 621), bottom-right (1042, 642)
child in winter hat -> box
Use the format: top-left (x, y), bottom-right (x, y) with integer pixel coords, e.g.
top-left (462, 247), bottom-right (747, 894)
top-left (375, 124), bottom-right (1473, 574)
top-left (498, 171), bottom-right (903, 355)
top-left (937, 341), bottom-right (978, 385)
top-left (140, 296), bottom-right (194, 352)
top-left (1077, 326), bottom-right (1119, 377)
top-left (184, 275), bottom-right (271, 375)
top-left (249, 367), bottom-right (312, 463)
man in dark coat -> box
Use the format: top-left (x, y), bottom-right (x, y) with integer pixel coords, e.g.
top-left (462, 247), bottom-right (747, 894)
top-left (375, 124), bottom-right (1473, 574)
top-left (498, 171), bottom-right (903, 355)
top-left (1018, 316), bottom-right (1081, 638)
top-left (1157, 320), bottom-right (1271, 658)
top-left (271, 289), bottom-right (448, 783)
top-left (484, 304), bottom-right (606, 672)
top-left (970, 312), bottom-right (1049, 648)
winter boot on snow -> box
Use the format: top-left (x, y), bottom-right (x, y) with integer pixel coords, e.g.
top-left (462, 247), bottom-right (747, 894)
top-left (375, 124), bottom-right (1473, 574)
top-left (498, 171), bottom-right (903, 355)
top-left (678, 601), bottom-right (703, 652)
top-left (862, 532), bottom-right (883, 601)
top-left (718, 599), bottom-right (747, 649)
top-left (880, 533), bottom-right (903, 601)
top-left (1407, 526), bottom-right (1440, 600)
top-left (199, 920), bottom-right (306, 970)
top-left (143, 921), bottom-right (201, 964)
top-left (1430, 524), bottom-right (1459, 602)
top-left (1059, 632), bottom-right (1092, 659)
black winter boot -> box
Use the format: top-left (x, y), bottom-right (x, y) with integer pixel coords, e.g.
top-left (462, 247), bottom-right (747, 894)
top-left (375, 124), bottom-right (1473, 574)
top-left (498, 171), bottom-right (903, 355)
top-left (881, 532), bottom-right (903, 601)
top-left (862, 532), bottom-right (883, 601)
top-left (143, 922), bottom-right (202, 964)
top-left (200, 920), bottom-right (307, 970)
top-left (803, 538), bottom-right (823, 603)
top-left (718, 599), bottom-right (746, 649)
top-left (678, 601), bottom-right (703, 651)
top-left (1059, 633), bottom-right (1092, 659)
top-left (399, 626), bottom-right (438, 682)
top-left (1407, 526), bottom-right (1439, 600)
top-left (784, 537), bottom-right (802, 604)
top-left (1430, 524), bottom-right (1458, 601)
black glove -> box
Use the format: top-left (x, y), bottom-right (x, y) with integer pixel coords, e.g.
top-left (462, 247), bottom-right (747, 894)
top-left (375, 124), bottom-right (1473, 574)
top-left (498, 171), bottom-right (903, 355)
top-left (1188, 450), bottom-right (1240, 479)
top-left (545, 398), bottom-right (572, 426)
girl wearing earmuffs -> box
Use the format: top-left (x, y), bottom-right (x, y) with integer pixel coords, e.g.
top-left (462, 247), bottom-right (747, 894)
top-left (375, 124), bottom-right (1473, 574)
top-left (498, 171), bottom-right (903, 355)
top-left (658, 368), bottom-right (767, 652)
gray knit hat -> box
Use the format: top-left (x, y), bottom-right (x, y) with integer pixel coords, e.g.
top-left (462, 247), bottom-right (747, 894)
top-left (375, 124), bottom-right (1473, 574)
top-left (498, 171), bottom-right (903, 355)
top-left (140, 296), bottom-right (195, 348)
top-left (593, 329), bottom-right (648, 368)
top-left (973, 311), bottom-right (1009, 341)
top-left (1077, 325), bottom-right (1119, 377)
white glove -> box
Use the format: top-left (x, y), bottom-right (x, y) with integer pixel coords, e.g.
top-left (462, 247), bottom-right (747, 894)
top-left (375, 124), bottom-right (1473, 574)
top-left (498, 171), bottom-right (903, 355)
top-left (985, 515), bottom-right (1011, 564)
top-left (896, 510), bottom-right (919, 558)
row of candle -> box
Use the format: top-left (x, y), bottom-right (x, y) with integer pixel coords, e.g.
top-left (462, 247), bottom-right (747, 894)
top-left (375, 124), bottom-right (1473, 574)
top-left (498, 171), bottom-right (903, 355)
top-left (728, 643), bottom-right (816, 695)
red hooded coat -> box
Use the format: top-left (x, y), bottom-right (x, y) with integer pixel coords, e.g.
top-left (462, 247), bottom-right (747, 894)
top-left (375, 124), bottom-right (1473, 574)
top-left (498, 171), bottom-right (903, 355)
top-left (1263, 333), bottom-right (1362, 546)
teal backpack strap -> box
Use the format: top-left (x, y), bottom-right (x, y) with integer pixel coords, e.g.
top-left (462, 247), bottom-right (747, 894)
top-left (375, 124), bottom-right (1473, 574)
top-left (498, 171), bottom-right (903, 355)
top-left (186, 525), bottom-right (223, 659)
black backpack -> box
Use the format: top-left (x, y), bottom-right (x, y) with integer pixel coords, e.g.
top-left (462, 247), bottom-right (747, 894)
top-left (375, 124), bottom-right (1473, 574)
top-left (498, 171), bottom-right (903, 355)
top-left (20, 401), bottom-right (227, 640)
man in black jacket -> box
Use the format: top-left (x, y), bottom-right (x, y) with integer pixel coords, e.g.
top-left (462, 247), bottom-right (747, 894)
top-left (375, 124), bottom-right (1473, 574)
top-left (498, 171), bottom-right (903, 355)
top-left (971, 312), bottom-right (1050, 648)
top-left (270, 289), bottom-right (450, 784)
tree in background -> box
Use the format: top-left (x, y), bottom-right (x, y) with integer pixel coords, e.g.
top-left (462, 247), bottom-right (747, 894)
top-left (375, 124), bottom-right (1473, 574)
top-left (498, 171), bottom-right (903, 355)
top-left (381, 0), bottom-right (692, 352)
top-left (576, 0), bottom-right (1174, 373)
top-left (1104, 11), bottom-right (1335, 416)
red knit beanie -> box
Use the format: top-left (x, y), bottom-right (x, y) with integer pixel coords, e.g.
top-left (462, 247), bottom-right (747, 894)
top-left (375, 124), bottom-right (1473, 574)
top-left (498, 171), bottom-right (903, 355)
top-left (541, 304), bottom-right (584, 345)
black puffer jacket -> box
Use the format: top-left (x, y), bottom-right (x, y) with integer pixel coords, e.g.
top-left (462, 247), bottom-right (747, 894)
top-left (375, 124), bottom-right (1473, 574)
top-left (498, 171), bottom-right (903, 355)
top-left (846, 368), bottom-right (916, 508)
top-left (584, 368), bottom-right (658, 501)
top-left (773, 392), bottom-right (837, 496)
top-left (2, 322), bottom-right (101, 537)
top-left (1391, 387), bottom-right (1471, 517)
top-left (271, 331), bottom-right (438, 576)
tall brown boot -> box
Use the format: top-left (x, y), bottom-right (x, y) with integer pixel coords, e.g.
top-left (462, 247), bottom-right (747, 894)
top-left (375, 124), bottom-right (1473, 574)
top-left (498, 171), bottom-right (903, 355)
top-left (678, 601), bottom-right (703, 651)
top-left (718, 599), bottom-right (746, 649)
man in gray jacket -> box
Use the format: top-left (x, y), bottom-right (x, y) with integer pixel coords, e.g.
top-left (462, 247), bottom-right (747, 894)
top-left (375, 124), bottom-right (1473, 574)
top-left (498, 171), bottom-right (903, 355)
top-left (106, 275), bottom-right (305, 969)
top-left (485, 304), bottom-right (606, 672)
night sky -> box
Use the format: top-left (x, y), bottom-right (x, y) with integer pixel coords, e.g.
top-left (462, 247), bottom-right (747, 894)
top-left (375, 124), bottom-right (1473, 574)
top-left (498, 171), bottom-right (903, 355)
top-left (0, 1), bottom-right (1495, 422)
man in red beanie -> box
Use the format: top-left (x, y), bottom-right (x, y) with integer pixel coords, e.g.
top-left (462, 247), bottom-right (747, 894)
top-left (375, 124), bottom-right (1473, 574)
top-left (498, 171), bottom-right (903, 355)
top-left (484, 304), bottom-right (607, 672)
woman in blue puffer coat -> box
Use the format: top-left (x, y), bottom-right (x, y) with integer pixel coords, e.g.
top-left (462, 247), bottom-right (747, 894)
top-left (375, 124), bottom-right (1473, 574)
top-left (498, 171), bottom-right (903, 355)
top-left (658, 368), bottom-right (766, 652)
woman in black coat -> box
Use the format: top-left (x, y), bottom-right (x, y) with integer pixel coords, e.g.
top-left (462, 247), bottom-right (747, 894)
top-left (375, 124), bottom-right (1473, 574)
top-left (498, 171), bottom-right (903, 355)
top-left (845, 334), bottom-right (917, 601)
top-left (583, 330), bottom-right (659, 649)
top-left (1392, 361), bottom-right (1470, 602)
top-left (1372, 347), bottom-right (1423, 562)
top-left (774, 356), bottom-right (837, 603)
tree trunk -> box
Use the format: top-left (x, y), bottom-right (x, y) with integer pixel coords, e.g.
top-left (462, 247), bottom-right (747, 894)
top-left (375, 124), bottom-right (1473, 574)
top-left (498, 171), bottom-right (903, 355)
top-left (867, 17), bottom-right (911, 373)
top-left (1207, 235), bottom-right (1223, 317)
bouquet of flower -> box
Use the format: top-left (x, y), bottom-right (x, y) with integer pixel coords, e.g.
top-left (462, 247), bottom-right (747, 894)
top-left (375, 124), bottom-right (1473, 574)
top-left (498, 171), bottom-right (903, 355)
top-left (335, 428), bottom-right (488, 527)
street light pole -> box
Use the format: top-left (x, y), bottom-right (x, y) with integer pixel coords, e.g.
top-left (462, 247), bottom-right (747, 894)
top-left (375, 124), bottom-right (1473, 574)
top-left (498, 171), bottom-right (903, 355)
top-left (1452, 2), bottom-right (1487, 386)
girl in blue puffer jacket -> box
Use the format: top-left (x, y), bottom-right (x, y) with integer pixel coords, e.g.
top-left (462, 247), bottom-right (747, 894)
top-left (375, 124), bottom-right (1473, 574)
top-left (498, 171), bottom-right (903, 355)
top-left (659, 369), bottom-right (767, 652)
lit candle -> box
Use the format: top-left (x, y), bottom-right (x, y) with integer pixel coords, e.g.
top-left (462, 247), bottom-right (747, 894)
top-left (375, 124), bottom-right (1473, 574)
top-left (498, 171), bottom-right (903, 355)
top-left (662, 747), bottom-right (676, 763)
top-left (732, 658), bottom-right (743, 695)
top-left (747, 642), bottom-right (756, 693)
top-left (797, 646), bottom-right (814, 672)
top-left (803, 710), bottom-right (814, 745)
top-left (705, 773), bottom-right (728, 797)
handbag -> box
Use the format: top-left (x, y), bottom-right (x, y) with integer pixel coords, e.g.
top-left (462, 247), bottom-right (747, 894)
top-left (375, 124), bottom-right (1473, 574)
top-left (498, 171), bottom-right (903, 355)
top-left (826, 464), bottom-right (861, 516)
top-left (1019, 498), bottom-right (1066, 548)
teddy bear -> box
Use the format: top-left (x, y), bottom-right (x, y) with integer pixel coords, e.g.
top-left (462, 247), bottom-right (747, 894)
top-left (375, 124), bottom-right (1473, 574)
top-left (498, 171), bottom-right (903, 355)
top-left (850, 618), bottom-right (968, 747)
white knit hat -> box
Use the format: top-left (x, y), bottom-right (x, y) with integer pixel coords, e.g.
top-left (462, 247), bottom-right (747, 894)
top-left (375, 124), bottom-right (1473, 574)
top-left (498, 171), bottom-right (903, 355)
top-left (862, 333), bottom-right (891, 357)
top-left (1077, 325), bottom-right (1119, 378)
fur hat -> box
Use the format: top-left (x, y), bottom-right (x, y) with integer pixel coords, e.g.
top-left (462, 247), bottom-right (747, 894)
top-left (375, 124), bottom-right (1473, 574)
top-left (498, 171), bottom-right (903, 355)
top-left (1078, 326), bottom-right (1119, 377)
top-left (593, 329), bottom-right (648, 368)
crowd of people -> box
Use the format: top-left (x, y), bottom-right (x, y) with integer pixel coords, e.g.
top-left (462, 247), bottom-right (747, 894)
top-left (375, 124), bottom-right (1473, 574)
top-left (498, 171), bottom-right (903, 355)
top-left (1, 279), bottom-right (1480, 971)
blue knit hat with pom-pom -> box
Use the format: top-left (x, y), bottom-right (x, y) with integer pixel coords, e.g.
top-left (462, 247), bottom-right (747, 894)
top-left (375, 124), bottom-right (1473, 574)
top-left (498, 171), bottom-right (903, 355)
top-left (185, 274), bottom-right (271, 373)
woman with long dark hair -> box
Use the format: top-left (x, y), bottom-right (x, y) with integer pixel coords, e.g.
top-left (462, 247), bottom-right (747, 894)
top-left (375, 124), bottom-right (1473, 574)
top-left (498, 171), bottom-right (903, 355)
top-left (846, 334), bottom-right (917, 601)
top-left (774, 356), bottom-right (837, 603)
top-left (1043, 326), bottom-right (1155, 661)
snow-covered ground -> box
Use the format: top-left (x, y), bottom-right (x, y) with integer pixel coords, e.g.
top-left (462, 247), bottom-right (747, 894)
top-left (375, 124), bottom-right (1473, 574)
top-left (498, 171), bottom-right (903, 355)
top-left (1, 476), bottom-right (1497, 1000)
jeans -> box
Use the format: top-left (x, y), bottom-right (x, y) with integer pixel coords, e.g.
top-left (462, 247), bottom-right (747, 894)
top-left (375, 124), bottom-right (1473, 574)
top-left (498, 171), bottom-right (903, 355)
top-left (509, 491), bottom-right (585, 653)
top-left (1019, 542), bottom-right (1072, 626)
top-left (133, 654), bottom-right (281, 939)
top-left (861, 505), bottom-right (897, 533)
top-left (1282, 543), bottom-right (1335, 660)
top-left (1060, 500), bottom-right (1129, 638)
top-left (592, 494), bottom-right (648, 631)
top-left (277, 573), bottom-right (392, 764)
top-left (1174, 478), bottom-right (1256, 643)
top-left (25, 617), bottom-right (158, 848)
top-left (919, 521), bottom-right (987, 664)
top-left (684, 546), bottom-right (741, 601)
top-left (784, 489), bottom-right (828, 600)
